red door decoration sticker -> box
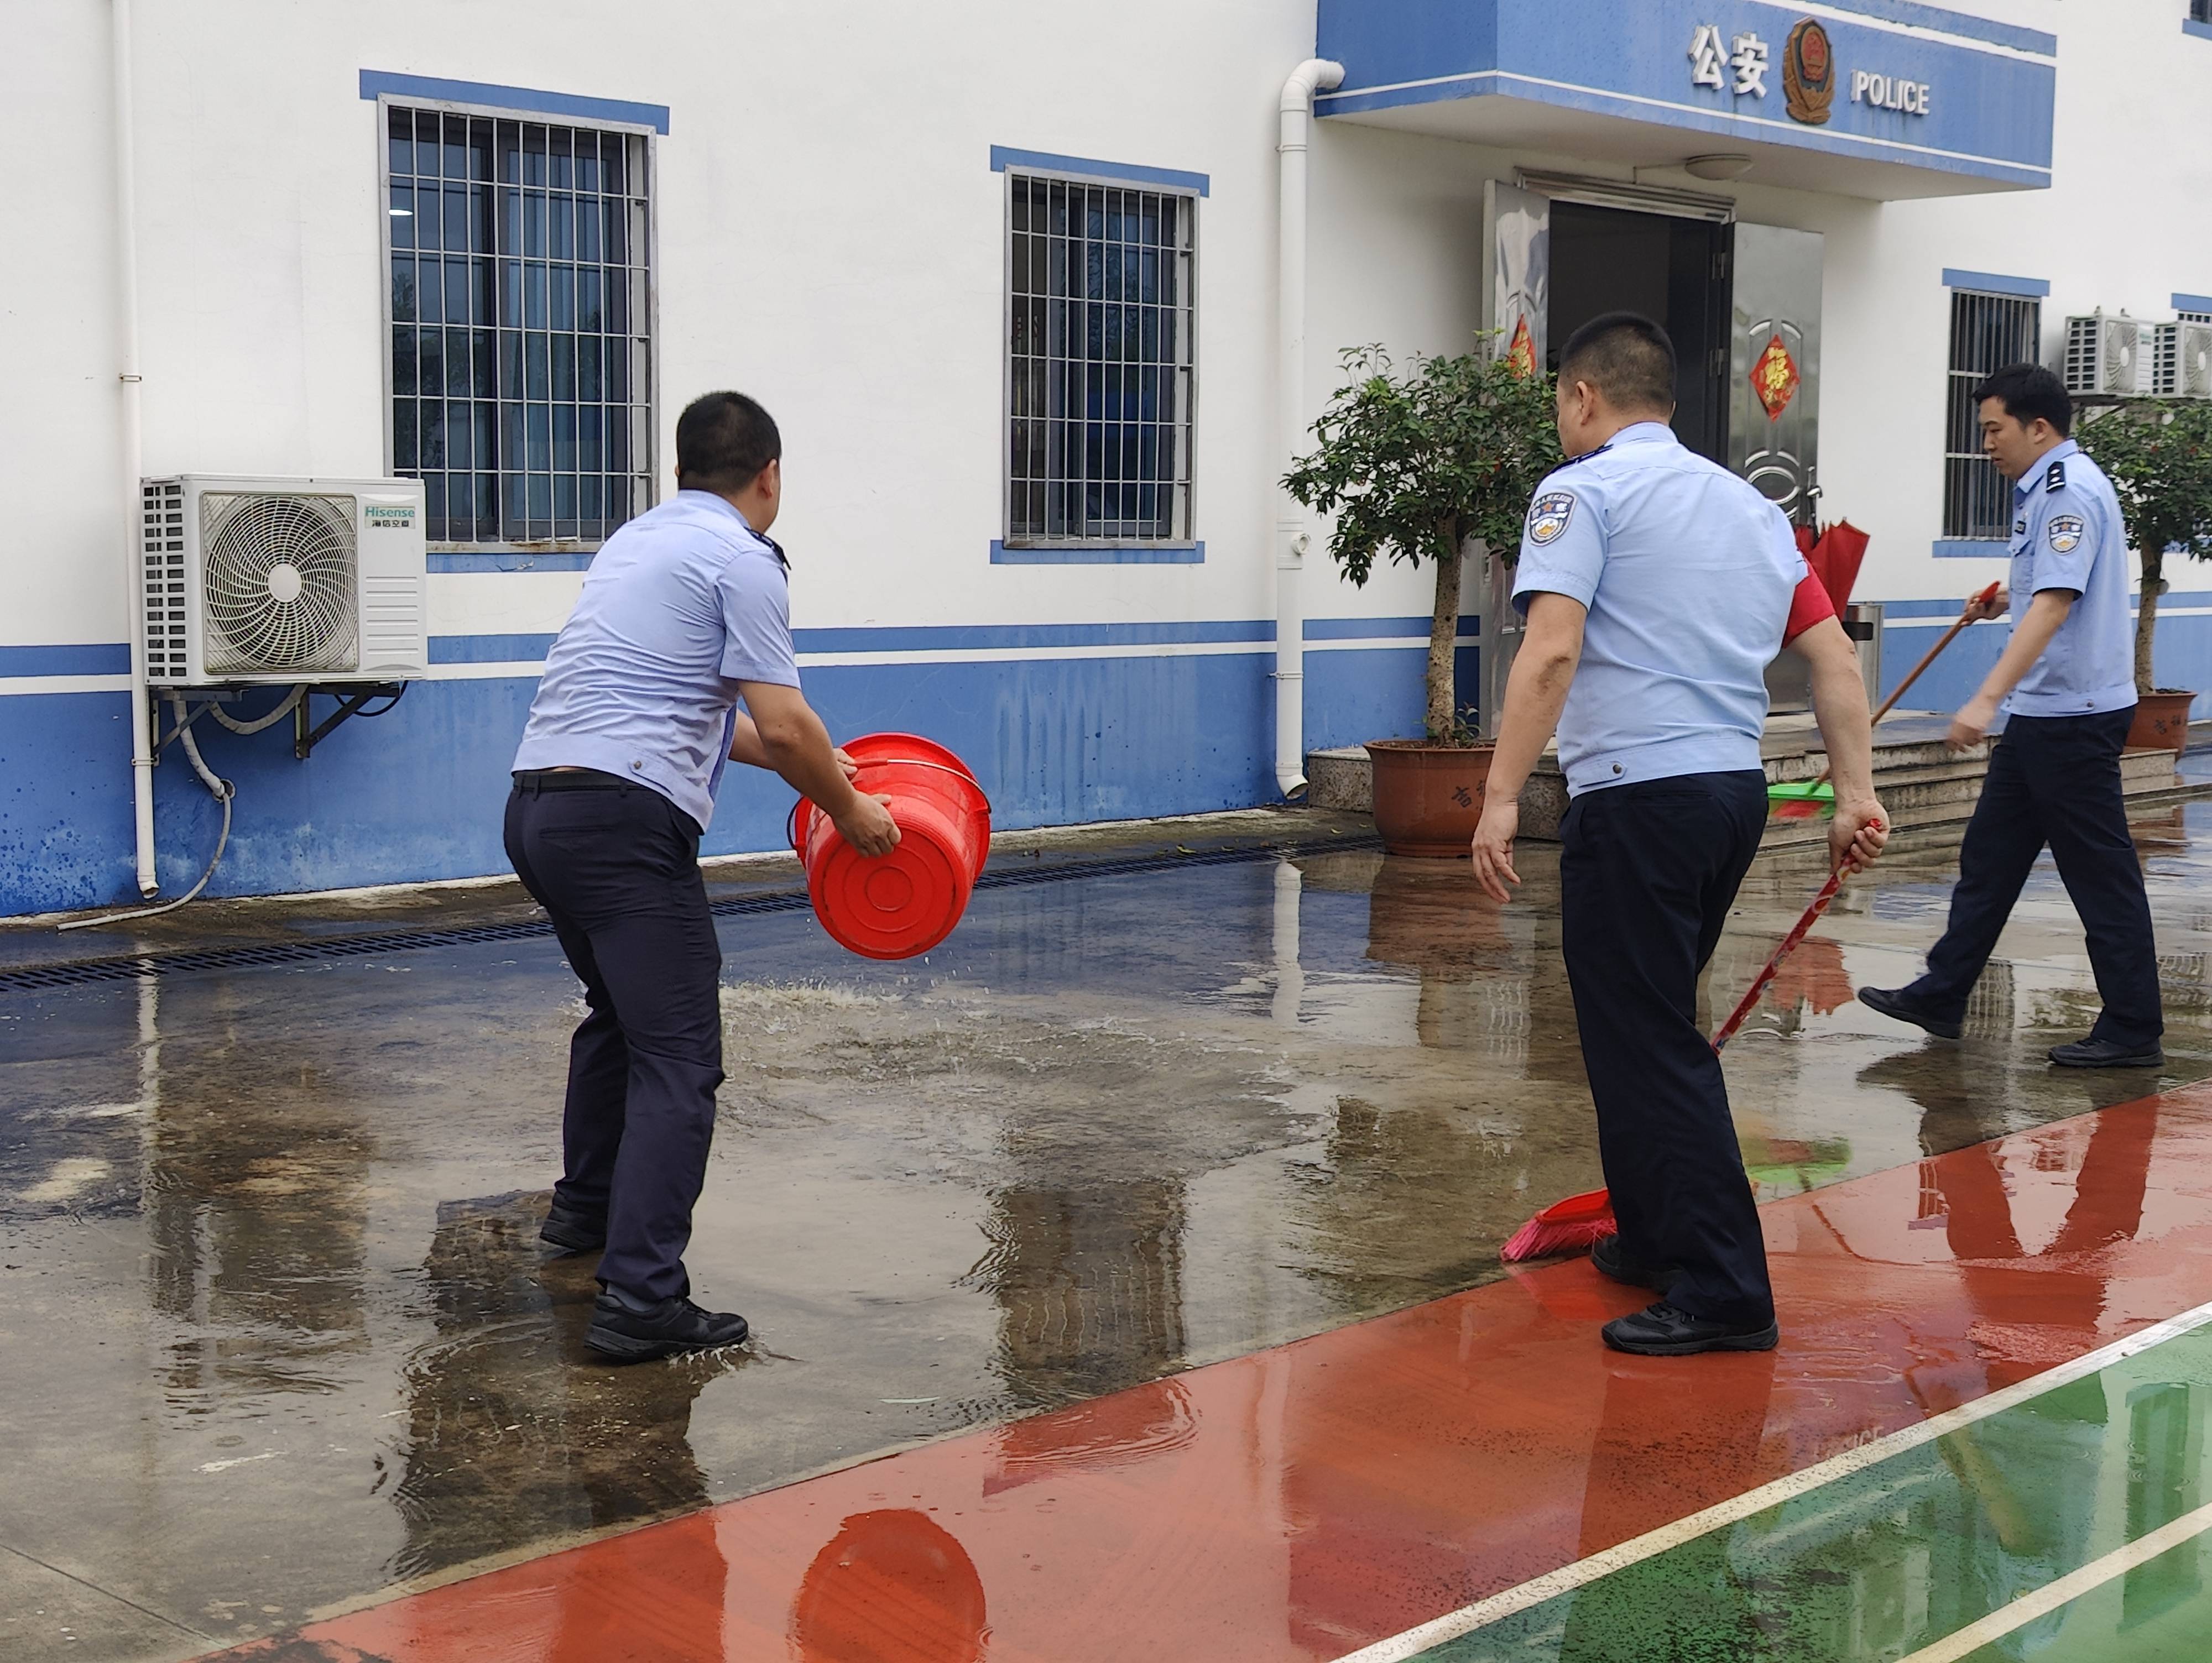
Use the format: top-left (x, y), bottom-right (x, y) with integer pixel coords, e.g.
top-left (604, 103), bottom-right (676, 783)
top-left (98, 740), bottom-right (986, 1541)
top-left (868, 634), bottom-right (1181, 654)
top-left (1505, 314), bottom-right (1537, 376)
top-left (1751, 334), bottom-right (1800, 421)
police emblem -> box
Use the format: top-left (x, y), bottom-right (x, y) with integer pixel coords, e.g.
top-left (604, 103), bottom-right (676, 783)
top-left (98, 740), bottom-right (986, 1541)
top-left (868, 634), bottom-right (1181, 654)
top-left (1783, 20), bottom-right (1835, 126)
top-left (1527, 491), bottom-right (1577, 546)
top-left (2047, 514), bottom-right (2085, 555)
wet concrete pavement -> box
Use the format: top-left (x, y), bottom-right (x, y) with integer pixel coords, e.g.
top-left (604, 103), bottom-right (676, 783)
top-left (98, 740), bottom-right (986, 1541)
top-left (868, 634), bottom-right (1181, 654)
top-left (3, 778), bottom-right (2211, 1660)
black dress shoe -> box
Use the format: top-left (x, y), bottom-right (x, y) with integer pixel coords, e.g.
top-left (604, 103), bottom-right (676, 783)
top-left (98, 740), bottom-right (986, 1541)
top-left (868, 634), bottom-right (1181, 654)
top-left (2048, 1037), bottom-right (2165, 1070)
top-left (586, 1293), bottom-right (750, 1361)
top-left (1591, 1234), bottom-right (1681, 1293)
top-left (540, 1199), bottom-right (607, 1255)
top-left (1601, 1301), bottom-right (1779, 1356)
top-left (1856, 985), bottom-right (1962, 1041)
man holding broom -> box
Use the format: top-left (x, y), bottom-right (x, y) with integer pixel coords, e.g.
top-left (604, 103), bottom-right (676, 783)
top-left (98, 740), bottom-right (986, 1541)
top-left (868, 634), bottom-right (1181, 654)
top-left (1470, 312), bottom-right (1887, 1356)
top-left (1858, 363), bottom-right (2163, 1068)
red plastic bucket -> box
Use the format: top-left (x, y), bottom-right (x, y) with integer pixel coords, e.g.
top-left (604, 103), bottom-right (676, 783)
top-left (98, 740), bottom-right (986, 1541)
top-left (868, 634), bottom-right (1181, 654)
top-left (790, 733), bottom-right (990, 960)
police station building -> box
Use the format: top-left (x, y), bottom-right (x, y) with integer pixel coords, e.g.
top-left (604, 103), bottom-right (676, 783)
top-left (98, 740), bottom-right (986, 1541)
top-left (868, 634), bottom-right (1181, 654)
top-left (7, 1), bottom-right (2211, 914)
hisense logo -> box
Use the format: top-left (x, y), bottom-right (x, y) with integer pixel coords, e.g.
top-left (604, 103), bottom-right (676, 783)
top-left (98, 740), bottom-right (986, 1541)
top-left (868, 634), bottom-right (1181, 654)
top-left (364, 505), bottom-right (416, 529)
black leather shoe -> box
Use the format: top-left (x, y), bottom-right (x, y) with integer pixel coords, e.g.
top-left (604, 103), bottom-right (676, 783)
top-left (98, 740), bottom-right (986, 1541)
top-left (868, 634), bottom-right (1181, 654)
top-left (2048, 1037), bottom-right (2164, 1070)
top-left (540, 1199), bottom-right (607, 1255)
top-left (1591, 1234), bottom-right (1680, 1294)
top-left (586, 1293), bottom-right (750, 1361)
top-left (1602, 1301), bottom-right (1779, 1356)
top-left (1856, 985), bottom-right (1962, 1041)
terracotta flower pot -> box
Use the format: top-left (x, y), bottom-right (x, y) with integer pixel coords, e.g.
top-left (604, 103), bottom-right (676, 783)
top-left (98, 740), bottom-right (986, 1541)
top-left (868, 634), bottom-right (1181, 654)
top-left (1364, 740), bottom-right (1496, 857)
top-left (2126, 689), bottom-right (2197, 754)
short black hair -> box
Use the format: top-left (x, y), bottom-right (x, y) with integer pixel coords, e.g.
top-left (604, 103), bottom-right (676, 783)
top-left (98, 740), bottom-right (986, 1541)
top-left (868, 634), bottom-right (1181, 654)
top-left (676, 391), bottom-right (782, 493)
top-left (1557, 312), bottom-right (1677, 414)
top-left (1972, 362), bottom-right (2071, 438)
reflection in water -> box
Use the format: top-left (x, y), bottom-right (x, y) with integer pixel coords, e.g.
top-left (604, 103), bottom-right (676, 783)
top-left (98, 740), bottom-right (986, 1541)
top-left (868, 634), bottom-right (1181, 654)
top-left (966, 1183), bottom-right (1186, 1411)
top-left (388, 1192), bottom-right (731, 1583)
top-left (791, 1509), bottom-right (988, 1662)
top-left (145, 982), bottom-right (373, 1406)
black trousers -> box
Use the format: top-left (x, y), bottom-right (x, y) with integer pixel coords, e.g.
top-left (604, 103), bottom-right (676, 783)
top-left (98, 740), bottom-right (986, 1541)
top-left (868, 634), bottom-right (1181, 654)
top-left (1908, 708), bottom-right (2162, 1049)
top-left (1560, 770), bottom-right (1772, 1326)
top-left (504, 775), bottom-right (725, 1303)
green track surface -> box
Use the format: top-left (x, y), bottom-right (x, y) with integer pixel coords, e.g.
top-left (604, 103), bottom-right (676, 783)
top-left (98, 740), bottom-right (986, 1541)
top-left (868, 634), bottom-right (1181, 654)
top-left (1424, 1326), bottom-right (2212, 1662)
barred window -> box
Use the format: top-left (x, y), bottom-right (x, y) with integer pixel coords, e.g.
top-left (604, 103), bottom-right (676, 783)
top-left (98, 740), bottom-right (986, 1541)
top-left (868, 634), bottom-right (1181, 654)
top-left (1942, 289), bottom-right (2041, 540)
top-left (1006, 176), bottom-right (1195, 545)
top-left (382, 107), bottom-right (653, 547)
top-left (2195, 1), bottom-right (2211, 25)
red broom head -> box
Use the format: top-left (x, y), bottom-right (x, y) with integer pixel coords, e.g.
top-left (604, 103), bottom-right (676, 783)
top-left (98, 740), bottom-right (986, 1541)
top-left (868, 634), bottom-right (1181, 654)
top-left (1500, 1188), bottom-right (1616, 1263)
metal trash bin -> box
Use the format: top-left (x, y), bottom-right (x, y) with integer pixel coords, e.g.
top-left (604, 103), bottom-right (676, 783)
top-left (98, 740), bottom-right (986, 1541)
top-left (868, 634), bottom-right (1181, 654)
top-left (1844, 601), bottom-right (1883, 710)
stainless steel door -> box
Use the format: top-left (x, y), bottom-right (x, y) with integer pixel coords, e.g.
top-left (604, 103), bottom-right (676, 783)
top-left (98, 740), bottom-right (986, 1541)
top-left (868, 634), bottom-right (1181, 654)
top-left (1479, 181), bottom-right (1549, 738)
top-left (1729, 223), bottom-right (1823, 526)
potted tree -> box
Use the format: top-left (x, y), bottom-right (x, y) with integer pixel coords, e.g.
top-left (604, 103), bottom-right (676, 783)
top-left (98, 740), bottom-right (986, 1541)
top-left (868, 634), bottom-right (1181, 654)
top-left (2075, 398), bottom-right (2212, 752)
top-left (1284, 345), bottom-right (1561, 856)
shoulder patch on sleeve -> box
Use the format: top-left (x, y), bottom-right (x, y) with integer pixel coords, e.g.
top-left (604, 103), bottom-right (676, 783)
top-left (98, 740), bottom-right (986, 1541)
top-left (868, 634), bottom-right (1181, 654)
top-left (2047, 513), bottom-right (2085, 555)
top-left (2046, 459), bottom-right (2065, 493)
top-left (1527, 491), bottom-right (1578, 546)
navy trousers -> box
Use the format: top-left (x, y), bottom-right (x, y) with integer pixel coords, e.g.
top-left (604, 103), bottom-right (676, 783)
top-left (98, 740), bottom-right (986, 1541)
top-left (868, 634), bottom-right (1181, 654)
top-left (1560, 770), bottom-right (1773, 1326)
top-left (1906, 708), bottom-right (2162, 1049)
top-left (504, 774), bottom-right (726, 1303)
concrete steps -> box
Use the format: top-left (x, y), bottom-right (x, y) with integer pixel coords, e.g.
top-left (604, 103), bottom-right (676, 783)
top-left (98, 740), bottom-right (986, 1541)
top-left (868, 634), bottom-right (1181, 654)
top-left (1306, 719), bottom-right (2205, 854)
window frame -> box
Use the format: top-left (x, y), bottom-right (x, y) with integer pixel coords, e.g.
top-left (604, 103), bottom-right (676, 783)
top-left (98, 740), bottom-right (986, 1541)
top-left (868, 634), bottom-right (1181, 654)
top-left (374, 92), bottom-right (661, 553)
top-left (999, 164), bottom-right (1200, 555)
top-left (1940, 285), bottom-right (2043, 546)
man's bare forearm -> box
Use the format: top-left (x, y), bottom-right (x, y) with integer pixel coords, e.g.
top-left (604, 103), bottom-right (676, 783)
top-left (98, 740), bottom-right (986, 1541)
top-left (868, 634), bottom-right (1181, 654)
top-left (1485, 595), bottom-right (1587, 798)
top-left (1798, 616), bottom-right (1876, 803)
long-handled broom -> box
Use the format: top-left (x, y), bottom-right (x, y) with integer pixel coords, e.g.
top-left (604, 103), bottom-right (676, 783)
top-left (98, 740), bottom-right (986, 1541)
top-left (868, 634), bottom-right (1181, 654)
top-left (1499, 844), bottom-right (1877, 1262)
top-left (1768, 581), bottom-right (2000, 813)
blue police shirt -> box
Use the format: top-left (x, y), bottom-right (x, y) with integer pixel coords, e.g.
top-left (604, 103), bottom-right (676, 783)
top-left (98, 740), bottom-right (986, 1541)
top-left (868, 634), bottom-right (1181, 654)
top-left (1514, 422), bottom-right (1806, 796)
top-left (2004, 439), bottom-right (2137, 718)
top-left (512, 491), bottom-right (802, 832)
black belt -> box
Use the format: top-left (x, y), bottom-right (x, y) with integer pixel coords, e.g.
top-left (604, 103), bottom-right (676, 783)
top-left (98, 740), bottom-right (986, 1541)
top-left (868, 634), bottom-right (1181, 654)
top-left (512, 768), bottom-right (633, 793)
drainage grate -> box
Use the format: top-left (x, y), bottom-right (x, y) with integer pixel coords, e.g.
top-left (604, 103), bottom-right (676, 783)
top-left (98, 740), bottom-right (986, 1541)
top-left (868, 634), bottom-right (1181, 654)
top-left (0, 833), bottom-right (1380, 995)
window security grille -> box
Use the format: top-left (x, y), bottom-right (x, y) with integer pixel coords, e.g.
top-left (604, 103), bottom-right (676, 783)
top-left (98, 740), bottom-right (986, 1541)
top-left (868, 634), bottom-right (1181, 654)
top-left (384, 108), bottom-right (653, 547)
top-left (1006, 176), bottom-right (1195, 545)
top-left (1943, 290), bottom-right (2041, 541)
top-left (2195, 1), bottom-right (2211, 25)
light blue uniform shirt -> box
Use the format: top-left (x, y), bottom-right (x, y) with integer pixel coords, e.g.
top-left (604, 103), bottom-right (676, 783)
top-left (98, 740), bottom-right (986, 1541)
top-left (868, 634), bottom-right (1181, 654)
top-left (2003, 439), bottom-right (2137, 718)
top-left (513, 491), bottom-right (801, 832)
top-left (1514, 422), bottom-right (1807, 797)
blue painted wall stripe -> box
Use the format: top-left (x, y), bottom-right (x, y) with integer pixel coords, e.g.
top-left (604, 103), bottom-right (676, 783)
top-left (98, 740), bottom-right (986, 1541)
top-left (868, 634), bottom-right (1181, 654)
top-left (1825, 0), bottom-right (2054, 56)
top-left (358, 70), bottom-right (670, 134)
top-left (429, 632), bottom-right (558, 665)
top-left (1303, 615), bottom-right (1479, 640)
top-left (1942, 268), bottom-right (2051, 298)
top-left (1933, 538), bottom-right (2013, 559)
top-left (0, 643), bottom-right (132, 678)
top-left (988, 145), bottom-right (1209, 196)
top-left (791, 620), bottom-right (1271, 653)
top-left (2176, 293), bottom-right (2212, 314)
top-left (2185, 19), bottom-right (2212, 42)
top-left (989, 541), bottom-right (1205, 565)
top-left (427, 551), bottom-right (596, 572)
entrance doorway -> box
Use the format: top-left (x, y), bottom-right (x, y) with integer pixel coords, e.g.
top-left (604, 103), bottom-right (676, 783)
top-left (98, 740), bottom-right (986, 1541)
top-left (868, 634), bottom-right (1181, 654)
top-left (1547, 201), bottom-right (1730, 464)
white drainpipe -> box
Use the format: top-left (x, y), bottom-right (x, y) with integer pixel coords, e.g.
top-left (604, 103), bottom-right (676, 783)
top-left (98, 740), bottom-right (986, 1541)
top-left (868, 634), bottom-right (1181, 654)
top-left (113, 0), bottom-right (157, 896)
top-left (1274, 57), bottom-right (1343, 801)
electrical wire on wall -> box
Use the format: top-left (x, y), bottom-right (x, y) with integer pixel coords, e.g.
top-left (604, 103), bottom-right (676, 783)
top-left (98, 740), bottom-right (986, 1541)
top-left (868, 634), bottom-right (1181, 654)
top-left (56, 691), bottom-right (254, 932)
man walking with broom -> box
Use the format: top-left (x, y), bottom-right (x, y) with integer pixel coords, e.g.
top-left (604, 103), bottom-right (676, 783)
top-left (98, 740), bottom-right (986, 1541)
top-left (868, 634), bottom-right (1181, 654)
top-left (1470, 312), bottom-right (1887, 1356)
top-left (1858, 363), bottom-right (2163, 1068)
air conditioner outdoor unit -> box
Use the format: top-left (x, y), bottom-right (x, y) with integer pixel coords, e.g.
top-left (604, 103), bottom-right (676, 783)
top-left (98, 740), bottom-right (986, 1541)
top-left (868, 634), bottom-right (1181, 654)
top-left (138, 475), bottom-right (427, 688)
top-left (2062, 312), bottom-right (2156, 398)
top-left (2147, 321), bottom-right (2182, 398)
top-left (2174, 320), bottom-right (2212, 400)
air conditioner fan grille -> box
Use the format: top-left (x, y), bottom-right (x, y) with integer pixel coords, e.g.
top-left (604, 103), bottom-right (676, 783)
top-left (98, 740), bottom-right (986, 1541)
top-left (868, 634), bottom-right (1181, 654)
top-left (201, 494), bottom-right (358, 675)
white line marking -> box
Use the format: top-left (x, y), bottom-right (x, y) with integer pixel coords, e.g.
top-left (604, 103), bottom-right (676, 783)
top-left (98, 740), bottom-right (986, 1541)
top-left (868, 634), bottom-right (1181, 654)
top-left (1331, 1296), bottom-right (2212, 1662)
top-left (1897, 1499), bottom-right (2212, 1663)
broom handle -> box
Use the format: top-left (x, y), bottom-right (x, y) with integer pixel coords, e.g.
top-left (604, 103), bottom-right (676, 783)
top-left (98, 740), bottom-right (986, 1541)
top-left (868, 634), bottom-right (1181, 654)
top-left (1712, 861), bottom-right (1855, 1052)
top-left (1811, 582), bottom-right (2000, 788)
